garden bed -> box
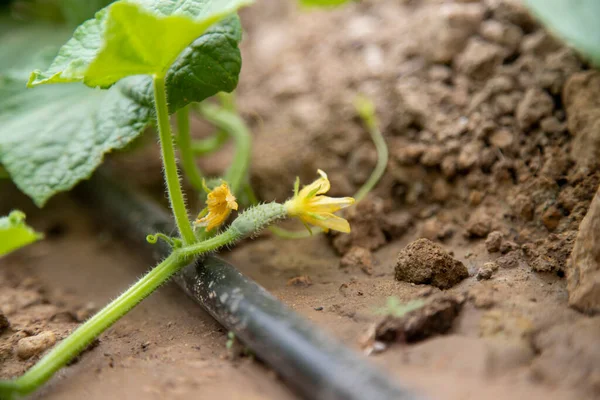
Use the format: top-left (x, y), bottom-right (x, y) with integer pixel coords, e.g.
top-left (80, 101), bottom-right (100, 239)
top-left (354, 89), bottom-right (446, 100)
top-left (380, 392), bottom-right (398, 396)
top-left (2, 0), bottom-right (600, 399)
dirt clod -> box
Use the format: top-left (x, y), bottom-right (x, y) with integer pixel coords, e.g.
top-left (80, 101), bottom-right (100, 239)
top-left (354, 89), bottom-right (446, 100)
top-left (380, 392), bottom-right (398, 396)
top-left (16, 331), bottom-right (56, 360)
top-left (496, 251), bottom-right (525, 269)
top-left (395, 239), bottom-right (468, 289)
top-left (374, 294), bottom-right (464, 343)
top-left (485, 231), bottom-right (504, 253)
top-left (340, 246), bottom-right (374, 275)
top-left (541, 205), bottom-right (562, 231)
top-left (0, 312), bottom-right (9, 334)
top-left (516, 88), bottom-right (554, 131)
top-left (455, 38), bottom-right (505, 80)
top-left (525, 232), bottom-right (576, 273)
top-left (477, 262), bottom-right (498, 281)
top-left (564, 71), bottom-right (600, 168)
top-left (465, 210), bottom-right (493, 238)
top-left (415, 3), bottom-right (484, 64)
top-left (568, 188), bottom-right (600, 313)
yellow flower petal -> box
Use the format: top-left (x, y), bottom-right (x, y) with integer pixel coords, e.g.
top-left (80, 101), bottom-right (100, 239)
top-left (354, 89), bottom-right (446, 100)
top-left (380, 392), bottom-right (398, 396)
top-left (284, 170), bottom-right (354, 233)
top-left (309, 196), bottom-right (355, 213)
top-left (303, 213), bottom-right (351, 233)
top-left (298, 169), bottom-right (330, 198)
top-left (196, 182), bottom-right (238, 232)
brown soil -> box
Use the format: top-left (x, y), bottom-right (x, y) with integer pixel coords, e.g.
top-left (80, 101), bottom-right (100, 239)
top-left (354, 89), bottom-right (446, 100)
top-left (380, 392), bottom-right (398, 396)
top-left (2, 0), bottom-right (600, 399)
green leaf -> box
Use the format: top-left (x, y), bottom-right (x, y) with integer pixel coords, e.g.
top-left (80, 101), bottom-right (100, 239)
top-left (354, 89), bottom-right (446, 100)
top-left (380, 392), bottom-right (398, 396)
top-left (1, 17), bottom-right (243, 206)
top-left (299, 0), bottom-right (352, 8)
top-left (29, 0), bottom-right (252, 88)
top-left (524, 0), bottom-right (600, 67)
top-left (0, 210), bottom-right (43, 256)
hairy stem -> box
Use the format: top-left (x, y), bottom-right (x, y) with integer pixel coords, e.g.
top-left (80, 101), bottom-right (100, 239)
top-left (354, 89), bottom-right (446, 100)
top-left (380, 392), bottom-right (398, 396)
top-left (176, 105), bottom-right (205, 193)
top-left (196, 102), bottom-right (251, 195)
top-left (0, 201), bottom-right (289, 399)
top-left (0, 253), bottom-right (189, 399)
top-left (153, 76), bottom-right (196, 245)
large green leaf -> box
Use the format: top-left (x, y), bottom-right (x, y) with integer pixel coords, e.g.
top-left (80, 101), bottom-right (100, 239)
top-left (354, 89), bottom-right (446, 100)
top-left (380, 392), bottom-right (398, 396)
top-left (0, 210), bottom-right (43, 257)
top-left (29, 0), bottom-right (252, 88)
top-left (0, 16), bottom-right (243, 206)
top-left (524, 0), bottom-right (600, 67)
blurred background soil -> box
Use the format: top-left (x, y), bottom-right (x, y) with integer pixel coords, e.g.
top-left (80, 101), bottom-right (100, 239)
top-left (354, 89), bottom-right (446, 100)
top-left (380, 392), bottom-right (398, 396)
top-left (2, 0), bottom-right (600, 399)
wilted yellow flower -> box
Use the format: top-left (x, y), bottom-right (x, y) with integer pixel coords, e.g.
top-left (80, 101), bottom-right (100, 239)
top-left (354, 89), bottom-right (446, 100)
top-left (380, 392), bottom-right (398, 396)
top-left (284, 170), bottom-right (355, 233)
top-left (196, 182), bottom-right (238, 231)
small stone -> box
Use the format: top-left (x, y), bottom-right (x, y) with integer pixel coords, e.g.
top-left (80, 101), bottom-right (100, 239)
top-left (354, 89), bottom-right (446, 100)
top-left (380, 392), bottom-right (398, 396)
top-left (455, 38), bottom-right (505, 80)
top-left (16, 331), bottom-right (56, 360)
top-left (419, 218), bottom-right (454, 242)
top-left (395, 239), bottom-right (468, 289)
top-left (500, 240), bottom-right (519, 254)
top-left (432, 178), bottom-right (452, 203)
top-left (540, 116), bottom-right (565, 135)
top-left (476, 263), bottom-right (497, 280)
top-left (286, 276), bottom-right (313, 287)
top-left (465, 211), bottom-right (493, 238)
top-left (542, 205), bottom-right (562, 231)
top-left (441, 156), bottom-right (458, 178)
top-left (394, 143), bottom-right (426, 165)
top-left (568, 188), bottom-right (600, 313)
top-left (469, 190), bottom-right (484, 206)
top-left (479, 20), bottom-right (523, 53)
top-left (512, 194), bottom-right (535, 221)
top-left (516, 88), bottom-right (554, 131)
top-left (485, 231), bottom-right (504, 253)
top-left (489, 129), bottom-right (514, 149)
top-left (420, 146), bottom-right (445, 167)
top-left (457, 141), bottom-right (482, 170)
top-left (340, 246), bottom-right (375, 275)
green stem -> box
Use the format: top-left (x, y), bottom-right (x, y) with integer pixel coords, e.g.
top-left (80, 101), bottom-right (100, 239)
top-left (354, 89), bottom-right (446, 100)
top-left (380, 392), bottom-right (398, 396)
top-left (180, 228), bottom-right (240, 258)
top-left (0, 253), bottom-right (189, 399)
top-left (0, 201), bottom-right (287, 399)
top-left (176, 105), bottom-right (205, 193)
top-left (153, 76), bottom-right (196, 245)
top-left (196, 102), bottom-right (251, 195)
top-left (191, 130), bottom-right (229, 156)
top-left (353, 118), bottom-right (388, 202)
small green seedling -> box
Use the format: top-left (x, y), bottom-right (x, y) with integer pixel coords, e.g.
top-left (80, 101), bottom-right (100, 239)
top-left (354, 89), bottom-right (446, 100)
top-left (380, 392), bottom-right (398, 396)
top-left (0, 210), bottom-right (43, 257)
top-left (375, 297), bottom-right (425, 318)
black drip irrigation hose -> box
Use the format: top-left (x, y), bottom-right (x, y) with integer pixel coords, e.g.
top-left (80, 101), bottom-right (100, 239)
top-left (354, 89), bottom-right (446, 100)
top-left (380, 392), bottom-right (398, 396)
top-left (77, 172), bottom-right (424, 400)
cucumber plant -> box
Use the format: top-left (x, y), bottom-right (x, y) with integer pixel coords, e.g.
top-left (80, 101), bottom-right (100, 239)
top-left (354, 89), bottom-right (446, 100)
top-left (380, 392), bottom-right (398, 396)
top-left (0, 1), bottom-right (357, 398)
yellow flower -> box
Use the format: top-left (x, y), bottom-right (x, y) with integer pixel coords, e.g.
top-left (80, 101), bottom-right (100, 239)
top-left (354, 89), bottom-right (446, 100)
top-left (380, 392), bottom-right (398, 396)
top-left (284, 170), bottom-right (355, 233)
top-left (196, 182), bottom-right (238, 231)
